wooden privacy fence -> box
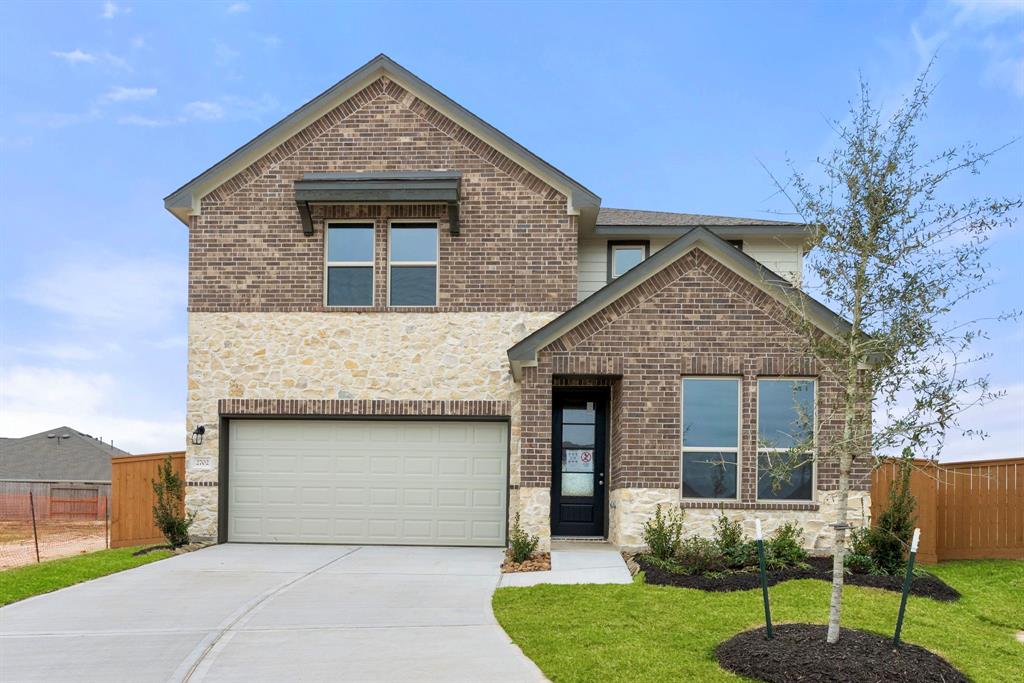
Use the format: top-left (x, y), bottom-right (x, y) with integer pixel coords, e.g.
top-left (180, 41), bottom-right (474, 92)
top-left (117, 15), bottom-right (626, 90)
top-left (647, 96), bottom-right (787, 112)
top-left (871, 457), bottom-right (1023, 563)
top-left (110, 451), bottom-right (184, 548)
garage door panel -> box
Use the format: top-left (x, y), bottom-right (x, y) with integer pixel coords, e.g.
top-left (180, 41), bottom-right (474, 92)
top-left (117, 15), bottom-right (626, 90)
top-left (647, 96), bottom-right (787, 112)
top-left (229, 420), bottom-right (507, 546)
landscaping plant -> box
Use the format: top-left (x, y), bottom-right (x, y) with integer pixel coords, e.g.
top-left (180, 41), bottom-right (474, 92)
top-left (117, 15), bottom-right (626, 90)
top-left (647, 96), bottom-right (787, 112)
top-left (762, 62), bottom-right (1019, 643)
top-left (869, 451), bottom-right (918, 575)
top-left (675, 536), bottom-right (727, 575)
top-left (152, 454), bottom-right (195, 548)
top-left (507, 513), bottom-right (539, 563)
top-left (642, 504), bottom-right (684, 561)
top-left (765, 521), bottom-right (809, 570)
top-left (712, 511), bottom-right (755, 569)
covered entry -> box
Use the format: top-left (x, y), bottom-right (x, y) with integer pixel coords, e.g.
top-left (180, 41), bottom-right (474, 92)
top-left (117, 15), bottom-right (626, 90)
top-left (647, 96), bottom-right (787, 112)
top-left (227, 419), bottom-right (508, 546)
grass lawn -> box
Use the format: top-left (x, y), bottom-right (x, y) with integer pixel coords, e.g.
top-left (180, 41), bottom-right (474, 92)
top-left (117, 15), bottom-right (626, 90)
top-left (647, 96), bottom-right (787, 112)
top-left (493, 560), bottom-right (1024, 683)
top-left (0, 546), bottom-right (173, 607)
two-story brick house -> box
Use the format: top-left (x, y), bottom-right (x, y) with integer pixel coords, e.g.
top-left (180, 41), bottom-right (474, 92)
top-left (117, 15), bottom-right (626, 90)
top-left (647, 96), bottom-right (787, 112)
top-left (166, 55), bottom-right (869, 552)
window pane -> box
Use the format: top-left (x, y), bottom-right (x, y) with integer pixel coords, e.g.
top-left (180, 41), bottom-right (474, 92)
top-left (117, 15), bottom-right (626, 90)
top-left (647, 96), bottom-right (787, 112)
top-left (757, 452), bottom-right (813, 500)
top-left (327, 267), bottom-right (372, 306)
top-left (327, 225), bottom-right (374, 262)
top-left (758, 380), bottom-right (815, 449)
top-left (561, 472), bottom-right (594, 497)
top-left (390, 266), bottom-right (437, 306)
top-left (391, 225), bottom-right (437, 262)
top-left (682, 451), bottom-right (737, 499)
top-left (612, 246), bottom-right (644, 277)
top-left (562, 424), bottom-right (595, 450)
top-left (563, 403), bottom-right (595, 425)
top-left (682, 379), bottom-right (739, 448)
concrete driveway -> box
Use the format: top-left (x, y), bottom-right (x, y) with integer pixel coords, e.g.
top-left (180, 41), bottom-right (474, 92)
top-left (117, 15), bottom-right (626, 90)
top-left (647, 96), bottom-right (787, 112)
top-left (0, 544), bottom-right (545, 683)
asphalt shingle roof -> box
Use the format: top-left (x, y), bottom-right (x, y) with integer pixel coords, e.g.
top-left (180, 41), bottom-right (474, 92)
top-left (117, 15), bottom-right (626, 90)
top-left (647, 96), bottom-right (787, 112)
top-left (597, 207), bottom-right (803, 228)
top-left (0, 427), bottom-right (130, 482)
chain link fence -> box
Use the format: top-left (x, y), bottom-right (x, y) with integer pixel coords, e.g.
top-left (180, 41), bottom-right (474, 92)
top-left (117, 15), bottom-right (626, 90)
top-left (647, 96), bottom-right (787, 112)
top-left (0, 491), bottom-right (109, 569)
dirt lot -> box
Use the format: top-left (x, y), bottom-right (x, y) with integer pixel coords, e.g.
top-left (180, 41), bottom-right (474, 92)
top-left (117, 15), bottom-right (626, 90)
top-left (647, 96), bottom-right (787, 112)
top-left (0, 520), bottom-right (108, 569)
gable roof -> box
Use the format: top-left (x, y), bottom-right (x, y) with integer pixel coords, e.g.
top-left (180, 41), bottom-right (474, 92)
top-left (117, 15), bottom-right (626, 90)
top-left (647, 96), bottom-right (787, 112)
top-left (165, 54), bottom-right (600, 226)
top-left (0, 426), bottom-right (130, 482)
top-left (507, 226), bottom-right (851, 379)
top-left (597, 207), bottom-right (803, 228)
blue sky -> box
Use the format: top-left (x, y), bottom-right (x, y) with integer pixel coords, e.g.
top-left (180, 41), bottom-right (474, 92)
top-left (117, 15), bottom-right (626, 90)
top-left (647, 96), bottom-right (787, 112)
top-left (0, 0), bottom-right (1021, 459)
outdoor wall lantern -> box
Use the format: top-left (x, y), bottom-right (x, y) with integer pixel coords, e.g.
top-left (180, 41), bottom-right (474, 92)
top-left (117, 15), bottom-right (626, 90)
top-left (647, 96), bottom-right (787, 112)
top-left (191, 425), bottom-right (206, 445)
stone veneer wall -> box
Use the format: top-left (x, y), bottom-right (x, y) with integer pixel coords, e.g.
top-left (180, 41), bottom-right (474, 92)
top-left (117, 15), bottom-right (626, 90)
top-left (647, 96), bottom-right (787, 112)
top-left (185, 310), bottom-right (557, 539)
top-left (609, 487), bottom-right (871, 553)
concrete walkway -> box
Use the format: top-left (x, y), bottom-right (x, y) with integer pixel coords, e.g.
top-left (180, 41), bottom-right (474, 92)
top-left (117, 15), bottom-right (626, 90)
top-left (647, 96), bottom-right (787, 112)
top-left (498, 541), bottom-right (632, 587)
top-left (0, 544), bottom-right (545, 683)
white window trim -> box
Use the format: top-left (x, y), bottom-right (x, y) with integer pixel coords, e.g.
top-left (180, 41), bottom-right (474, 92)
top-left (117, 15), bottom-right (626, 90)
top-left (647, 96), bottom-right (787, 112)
top-left (680, 376), bottom-right (742, 503)
top-left (387, 219), bottom-right (439, 308)
top-left (610, 243), bottom-right (646, 279)
top-left (324, 219), bottom-right (376, 308)
top-left (754, 377), bottom-right (818, 503)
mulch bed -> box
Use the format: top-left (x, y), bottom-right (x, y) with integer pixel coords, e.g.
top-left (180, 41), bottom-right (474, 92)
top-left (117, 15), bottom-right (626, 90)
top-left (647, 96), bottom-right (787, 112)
top-left (501, 553), bottom-right (551, 573)
top-left (636, 555), bottom-right (960, 601)
top-left (132, 542), bottom-right (209, 557)
top-left (716, 624), bottom-right (968, 682)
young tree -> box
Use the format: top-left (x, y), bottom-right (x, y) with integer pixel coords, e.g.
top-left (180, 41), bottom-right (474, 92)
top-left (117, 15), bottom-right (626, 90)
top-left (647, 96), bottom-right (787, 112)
top-left (152, 454), bottom-right (195, 548)
top-left (763, 66), bottom-right (1019, 644)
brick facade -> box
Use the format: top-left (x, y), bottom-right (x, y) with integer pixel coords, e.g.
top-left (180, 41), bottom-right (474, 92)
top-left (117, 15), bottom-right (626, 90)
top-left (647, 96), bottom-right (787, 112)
top-left (519, 248), bottom-right (870, 506)
top-left (218, 398), bottom-right (511, 418)
top-left (188, 77), bottom-right (577, 313)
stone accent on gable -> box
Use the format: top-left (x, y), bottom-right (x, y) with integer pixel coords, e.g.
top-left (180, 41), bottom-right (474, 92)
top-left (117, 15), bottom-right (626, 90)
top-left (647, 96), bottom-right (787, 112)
top-left (188, 77), bottom-right (578, 313)
top-left (184, 310), bottom-right (557, 538)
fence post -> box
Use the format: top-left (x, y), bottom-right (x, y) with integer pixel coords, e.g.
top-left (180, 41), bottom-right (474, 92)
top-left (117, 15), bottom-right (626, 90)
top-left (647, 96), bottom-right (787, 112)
top-left (29, 491), bottom-right (41, 563)
top-left (105, 495), bottom-right (110, 549)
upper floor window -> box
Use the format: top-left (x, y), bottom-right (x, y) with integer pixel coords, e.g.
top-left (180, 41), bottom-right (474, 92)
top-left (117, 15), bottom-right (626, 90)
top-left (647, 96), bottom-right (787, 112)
top-left (608, 241), bottom-right (649, 281)
top-left (389, 222), bottom-right (438, 306)
top-left (326, 222), bottom-right (374, 307)
top-left (757, 378), bottom-right (816, 501)
top-left (681, 377), bottom-right (740, 500)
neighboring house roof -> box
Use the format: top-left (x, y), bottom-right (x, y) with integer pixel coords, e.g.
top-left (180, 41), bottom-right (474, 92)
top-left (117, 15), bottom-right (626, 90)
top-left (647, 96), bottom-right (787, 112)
top-left (507, 226), bottom-right (851, 379)
top-left (165, 54), bottom-right (600, 227)
top-left (0, 427), bottom-right (130, 482)
top-left (597, 207), bottom-right (803, 228)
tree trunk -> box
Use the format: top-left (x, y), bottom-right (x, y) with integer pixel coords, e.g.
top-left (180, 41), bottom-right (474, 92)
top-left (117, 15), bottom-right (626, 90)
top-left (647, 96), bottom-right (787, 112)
top-left (826, 450), bottom-right (852, 644)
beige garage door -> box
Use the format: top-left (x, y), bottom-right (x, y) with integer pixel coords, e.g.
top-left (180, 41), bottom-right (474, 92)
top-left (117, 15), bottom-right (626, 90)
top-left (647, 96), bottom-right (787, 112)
top-left (227, 419), bottom-right (508, 546)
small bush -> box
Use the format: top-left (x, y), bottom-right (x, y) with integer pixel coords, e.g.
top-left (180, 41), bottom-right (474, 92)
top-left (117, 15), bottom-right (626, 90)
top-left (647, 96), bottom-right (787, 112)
top-left (508, 513), bottom-right (539, 563)
top-left (643, 504), bottom-right (684, 561)
top-left (676, 536), bottom-right (727, 575)
top-left (712, 512), bottom-right (756, 568)
top-left (152, 454), bottom-right (195, 548)
top-left (845, 552), bottom-right (876, 574)
top-left (766, 521), bottom-right (808, 568)
top-left (870, 453), bottom-right (918, 574)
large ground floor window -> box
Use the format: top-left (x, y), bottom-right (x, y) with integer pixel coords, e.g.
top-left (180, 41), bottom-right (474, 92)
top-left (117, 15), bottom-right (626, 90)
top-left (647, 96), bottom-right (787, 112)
top-left (680, 377), bottom-right (740, 500)
top-left (756, 378), bottom-right (816, 501)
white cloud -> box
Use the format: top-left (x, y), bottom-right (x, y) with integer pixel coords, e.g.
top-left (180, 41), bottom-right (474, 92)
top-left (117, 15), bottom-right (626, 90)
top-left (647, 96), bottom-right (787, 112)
top-left (0, 366), bottom-right (181, 452)
top-left (951, 0), bottom-right (1024, 27)
top-left (51, 49), bottom-right (97, 64)
top-left (226, 2), bottom-right (250, 14)
top-left (51, 49), bottom-right (129, 70)
top-left (100, 1), bottom-right (127, 19)
top-left (102, 86), bottom-right (157, 102)
top-left (940, 383), bottom-right (1024, 461)
top-left (14, 254), bottom-right (185, 329)
top-left (183, 100), bottom-right (225, 121)
top-left (1, 366), bottom-right (114, 415)
top-left (117, 114), bottom-right (173, 127)
top-left (214, 43), bottom-right (240, 66)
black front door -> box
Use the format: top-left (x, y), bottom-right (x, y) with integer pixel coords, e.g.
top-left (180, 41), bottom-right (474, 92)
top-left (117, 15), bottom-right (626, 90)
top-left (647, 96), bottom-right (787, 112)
top-left (551, 390), bottom-right (607, 537)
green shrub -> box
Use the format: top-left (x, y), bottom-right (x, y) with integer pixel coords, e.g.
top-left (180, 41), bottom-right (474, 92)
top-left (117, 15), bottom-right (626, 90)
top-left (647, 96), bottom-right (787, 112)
top-left (508, 513), bottom-right (539, 563)
top-left (676, 536), bottom-right (727, 575)
top-left (845, 552), bottom-right (876, 574)
top-left (643, 504), bottom-right (684, 561)
top-left (870, 452), bottom-right (918, 574)
top-left (845, 527), bottom-right (877, 574)
top-left (152, 454), bottom-right (195, 548)
top-left (766, 521), bottom-right (808, 568)
top-left (712, 512), bottom-right (756, 568)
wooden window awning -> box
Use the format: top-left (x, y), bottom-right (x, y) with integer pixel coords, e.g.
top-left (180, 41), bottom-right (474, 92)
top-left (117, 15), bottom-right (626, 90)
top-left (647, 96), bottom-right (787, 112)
top-left (294, 171), bottom-right (462, 236)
